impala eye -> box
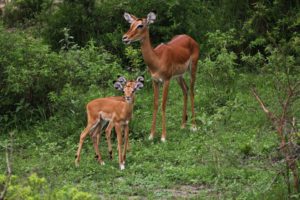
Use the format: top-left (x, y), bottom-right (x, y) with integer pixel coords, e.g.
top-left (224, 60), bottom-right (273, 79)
top-left (137, 24), bottom-right (144, 29)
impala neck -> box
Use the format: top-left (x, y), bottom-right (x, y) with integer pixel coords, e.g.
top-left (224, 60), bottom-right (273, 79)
top-left (123, 97), bottom-right (134, 118)
top-left (123, 96), bottom-right (135, 106)
top-left (140, 30), bottom-right (159, 72)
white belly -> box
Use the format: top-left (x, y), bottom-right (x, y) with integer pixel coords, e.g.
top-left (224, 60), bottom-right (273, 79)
top-left (99, 111), bottom-right (114, 121)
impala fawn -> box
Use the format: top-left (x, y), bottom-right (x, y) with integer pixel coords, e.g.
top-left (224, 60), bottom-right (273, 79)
top-left (75, 76), bottom-right (144, 170)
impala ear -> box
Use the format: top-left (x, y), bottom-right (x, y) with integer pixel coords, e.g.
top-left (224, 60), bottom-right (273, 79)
top-left (147, 12), bottom-right (156, 25)
top-left (134, 81), bottom-right (144, 92)
top-left (124, 12), bottom-right (136, 24)
top-left (136, 75), bottom-right (144, 83)
top-left (117, 76), bottom-right (127, 85)
top-left (114, 81), bottom-right (123, 91)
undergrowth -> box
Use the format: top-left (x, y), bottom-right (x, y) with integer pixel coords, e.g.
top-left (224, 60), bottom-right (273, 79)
top-left (1, 74), bottom-right (297, 199)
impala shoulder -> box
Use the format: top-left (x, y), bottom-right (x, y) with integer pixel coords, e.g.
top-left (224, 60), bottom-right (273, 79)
top-left (169, 34), bottom-right (189, 42)
top-left (154, 43), bottom-right (167, 52)
top-left (106, 96), bottom-right (124, 101)
top-left (110, 100), bottom-right (125, 107)
top-left (170, 34), bottom-right (188, 40)
top-left (155, 44), bottom-right (173, 55)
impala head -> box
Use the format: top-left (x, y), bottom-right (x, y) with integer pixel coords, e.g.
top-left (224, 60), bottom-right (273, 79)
top-left (114, 76), bottom-right (144, 102)
top-left (122, 12), bottom-right (156, 44)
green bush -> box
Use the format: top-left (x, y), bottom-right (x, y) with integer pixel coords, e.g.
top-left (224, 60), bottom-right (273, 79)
top-left (198, 30), bottom-right (238, 114)
top-left (0, 26), bottom-right (123, 131)
top-left (2, 173), bottom-right (95, 200)
top-left (124, 46), bottom-right (144, 74)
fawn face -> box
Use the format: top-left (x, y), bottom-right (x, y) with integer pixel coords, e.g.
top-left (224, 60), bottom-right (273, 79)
top-left (114, 76), bottom-right (144, 103)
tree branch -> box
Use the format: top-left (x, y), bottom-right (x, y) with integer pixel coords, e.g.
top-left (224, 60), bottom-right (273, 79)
top-left (251, 88), bottom-right (278, 125)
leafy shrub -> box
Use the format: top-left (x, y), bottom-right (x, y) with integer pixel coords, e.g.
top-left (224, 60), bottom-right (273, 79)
top-left (199, 48), bottom-right (238, 114)
top-left (201, 48), bottom-right (237, 86)
top-left (2, 173), bottom-right (95, 200)
top-left (124, 46), bottom-right (144, 74)
top-left (241, 51), bottom-right (266, 72)
top-left (200, 29), bottom-right (238, 92)
top-left (0, 25), bottom-right (123, 131)
top-left (204, 29), bottom-right (240, 58)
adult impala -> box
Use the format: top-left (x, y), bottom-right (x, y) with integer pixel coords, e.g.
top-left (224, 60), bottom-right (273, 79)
top-left (122, 12), bottom-right (199, 142)
top-left (75, 76), bottom-right (144, 170)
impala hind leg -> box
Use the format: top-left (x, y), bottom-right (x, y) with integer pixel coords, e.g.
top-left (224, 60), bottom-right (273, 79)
top-left (75, 123), bottom-right (93, 166)
top-left (96, 120), bottom-right (108, 147)
top-left (149, 81), bottom-right (160, 140)
top-left (176, 76), bottom-right (188, 129)
top-left (105, 121), bottom-right (114, 160)
top-left (92, 124), bottom-right (105, 165)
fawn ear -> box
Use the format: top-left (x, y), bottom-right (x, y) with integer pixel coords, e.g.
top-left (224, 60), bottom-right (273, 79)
top-left (114, 81), bottom-right (123, 91)
top-left (134, 81), bottom-right (144, 92)
top-left (117, 76), bottom-right (127, 85)
top-left (136, 75), bottom-right (144, 83)
top-left (124, 12), bottom-right (137, 24)
top-left (147, 12), bottom-right (156, 25)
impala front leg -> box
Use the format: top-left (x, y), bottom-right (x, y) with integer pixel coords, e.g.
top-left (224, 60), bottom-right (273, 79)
top-left (122, 124), bottom-right (129, 163)
top-left (115, 123), bottom-right (124, 170)
top-left (161, 80), bottom-right (170, 142)
top-left (92, 130), bottom-right (105, 165)
top-left (149, 80), bottom-right (160, 140)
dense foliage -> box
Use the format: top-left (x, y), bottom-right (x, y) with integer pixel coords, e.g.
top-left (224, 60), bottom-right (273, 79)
top-left (0, 0), bottom-right (299, 199)
top-left (0, 25), bottom-right (123, 129)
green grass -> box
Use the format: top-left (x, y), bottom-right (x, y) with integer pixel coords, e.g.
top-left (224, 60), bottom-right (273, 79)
top-left (0, 76), bottom-right (296, 199)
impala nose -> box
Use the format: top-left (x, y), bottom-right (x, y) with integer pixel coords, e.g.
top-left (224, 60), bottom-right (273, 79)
top-left (125, 96), bottom-right (132, 102)
top-left (122, 35), bottom-right (130, 44)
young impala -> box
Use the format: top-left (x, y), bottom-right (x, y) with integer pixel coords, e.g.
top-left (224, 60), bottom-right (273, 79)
top-left (75, 76), bottom-right (144, 170)
top-left (122, 12), bottom-right (200, 142)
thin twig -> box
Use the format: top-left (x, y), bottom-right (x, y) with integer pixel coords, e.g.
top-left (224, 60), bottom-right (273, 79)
top-left (251, 88), bottom-right (277, 125)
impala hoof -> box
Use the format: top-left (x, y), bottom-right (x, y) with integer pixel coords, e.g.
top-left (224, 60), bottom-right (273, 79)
top-left (120, 164), bottom-right (125, 170)
top-left (75, 160), bottom-right (79, 167)
top-left (100, 161), bottom-right (105, 166)
top-left (161, 137), bottom-right (166, 142)
top-left (190, 126), bottom-right (197, 132)
top-left (148, 135), bottom-right (154, 140)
